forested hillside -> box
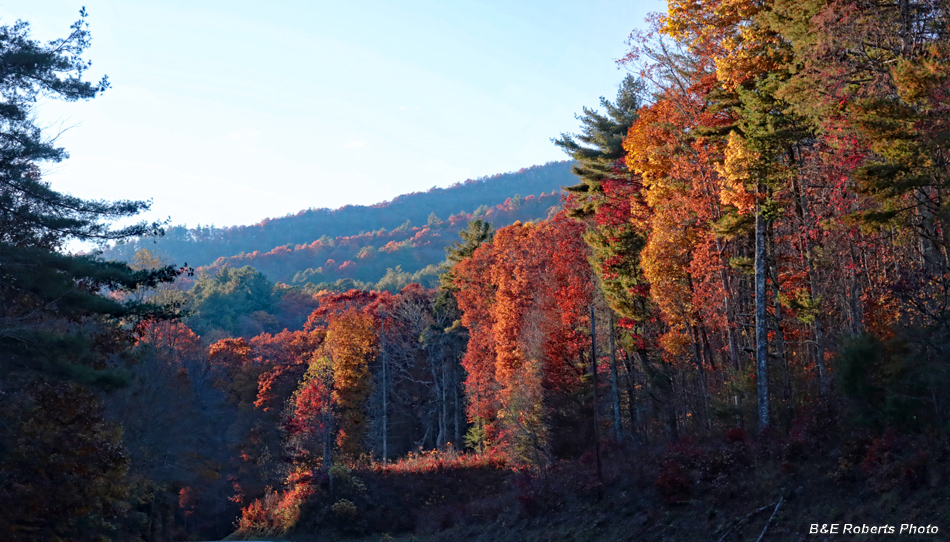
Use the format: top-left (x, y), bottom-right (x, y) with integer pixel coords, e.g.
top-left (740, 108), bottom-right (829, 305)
top-left (200, 190), bottom-right (562, 287)
top-left (103, 162), bottom-right (573, 269)
top-left (4, 1), bottom-right (950, 541)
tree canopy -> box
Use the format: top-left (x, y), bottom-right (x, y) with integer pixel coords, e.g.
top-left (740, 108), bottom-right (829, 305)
top-left (0, 10), bottom-right (180, 387)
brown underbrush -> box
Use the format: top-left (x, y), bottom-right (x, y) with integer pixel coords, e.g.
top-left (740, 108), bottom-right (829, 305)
top-left (236, 404), bottom-right (950, 541)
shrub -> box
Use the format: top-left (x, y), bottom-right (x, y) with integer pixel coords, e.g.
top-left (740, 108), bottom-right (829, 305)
top-left (331, 498), bottom-right (358, 517)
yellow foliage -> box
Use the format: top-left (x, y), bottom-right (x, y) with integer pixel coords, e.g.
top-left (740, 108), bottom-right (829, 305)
top-left (326, 309), bottom-right (376, 458)
top-left (641, 211), bottom-right (696, 332)
top-left (716, 131), bottom-right (757, 213)
top-left (659, 329), bottom-right (693, 362)
top-left (664, 0), bottom-right (790, 90)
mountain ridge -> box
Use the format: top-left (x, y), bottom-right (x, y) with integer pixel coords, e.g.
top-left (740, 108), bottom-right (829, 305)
top-left (105, 160), bottom-right (576, 288)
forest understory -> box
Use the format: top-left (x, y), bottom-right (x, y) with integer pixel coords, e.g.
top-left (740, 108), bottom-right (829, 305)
top-left (252, 410), bottom-right (950, 542)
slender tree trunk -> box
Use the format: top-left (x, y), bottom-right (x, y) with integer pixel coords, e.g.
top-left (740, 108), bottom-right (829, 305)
top-left (767, 224), bottom-right (791, 417)
top-left (608, 313), bottom-right (622, 442)
top-left (381, 328), bottom-right (388, 463)
top-left (755, 185), bottom-right (771, 432)
top-left (667, 371), bottom-right (680, 441)
top-left (771, 285), bottom-right (793, 427)
top-left (687, 324), bottom-right (712, 432)
top-left (428, 357), bottom-right (444, 450)
top-left (794, 174), bottom-right (826, 390)
top-left (848, 245), bottom-right (865, 335)
top-left (454, 371), bottom-right (461, 447)
top-left (589, 306), bottom-right (603, 494)
top-left (624, 350), bottom-right (641, 446)
top-left (698, 328), bottom-right (713, 432)
top-left (324, 387), bottom-right (334, 495)
top-left (714, 236), bottom-right (742, 371)
top-left (440, 362), bottom-right (448, 450)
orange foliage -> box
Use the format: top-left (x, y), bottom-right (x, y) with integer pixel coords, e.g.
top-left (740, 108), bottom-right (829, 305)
top-left (325, 308), bottom-right (377, 458)
top-left (137, 320), bottom-right (202, 365)
top-left (371, 446), bottom-right (509, 475)
top-left (453, 212), bottom-right (592, 457)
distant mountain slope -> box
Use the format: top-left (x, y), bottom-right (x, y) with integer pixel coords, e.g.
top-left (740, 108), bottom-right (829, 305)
top-left (105, 161), bottom-right (575, 269)
top-left (202, 191), bottom-right (563, 287)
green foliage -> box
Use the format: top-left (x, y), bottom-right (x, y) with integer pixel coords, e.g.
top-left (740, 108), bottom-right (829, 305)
top-left (728, 256), bottom-right (754, 275)
top-left (376, 264), bottom-right (441, 292)
top-left (303, 276), bottom-right (375, 293)
top-left (188, 265), bottom-right (278, 337)
top-left (713, 210), bottom-right (755, 240)
top-left (554, 74), bottom-right (651, 322)
top-left (0, 10), bottom-right (200, 541)
top-left (553, 74), bottom-right (644, 217)
top-left (0, 10), bottom-right (181, 388)
top-left (464, 418), bottom-right (489, 454)
top-left (440, 219), bottom-right (495, 291)
top-left (0, 10), bottom-right (165, 250)
top-left (781, 289), bottom-right (822, 324)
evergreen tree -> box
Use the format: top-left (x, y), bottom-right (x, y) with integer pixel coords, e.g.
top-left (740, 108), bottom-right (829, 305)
top-left (553, 74), bottom-right (644, 217)
top-left (439, 219), bottom-right (494, 291)
top-left (188, 265), bottom-right (279, 337)
top-left (0, 10), bottom-right (181, 540)
top-left (554, 75), bottom-right (651, 323)
top-left (0, 9), bottom-right (178, 386)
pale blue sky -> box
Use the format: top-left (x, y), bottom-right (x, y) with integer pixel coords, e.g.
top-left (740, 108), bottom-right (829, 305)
top-left (5, 1), bottom-right (663, 229)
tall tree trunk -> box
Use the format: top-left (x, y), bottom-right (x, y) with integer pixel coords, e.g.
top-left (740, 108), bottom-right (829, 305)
top-left (608, 312), bottom-right (623, 442)
top-left (440, 362), bottom-right (448, 450)
top-left (755, 185), bottom-right (770, 432)
top-left (381, 328), bottom-right (388, 463)
top-left (714, 236), bottom-right (742, 371)
top-left (687, 324), bottom-right (712, 432)
top-left (768, 223), bottom-right (791, 416)
top-left (589, 306), bottom-right (602, 491)
top-left (324, 385), bottom-right (334, 495)
top-left (794, 173), bottom-right (826, 390)
top-left (667, 371), bottom-right (680, 441)
top-left (454, 368), bottom-right (461, 447)
top-left (429, 357), bottom-right (445, 450)
top-left (848, 244), bottom-right (865, 336)
top-left (624, 350), bottom-right (641, 446)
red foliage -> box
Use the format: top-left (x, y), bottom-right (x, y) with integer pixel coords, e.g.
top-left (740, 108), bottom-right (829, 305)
top-left (453, 212), bottom-right (593, 453)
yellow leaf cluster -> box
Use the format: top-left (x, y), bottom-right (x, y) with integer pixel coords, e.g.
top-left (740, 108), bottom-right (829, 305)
top-left (715, 131), bottom-right (757, 213)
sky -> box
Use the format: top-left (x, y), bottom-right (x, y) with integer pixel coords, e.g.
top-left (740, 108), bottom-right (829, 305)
top-left (3, 0), bottom-right (665, 230)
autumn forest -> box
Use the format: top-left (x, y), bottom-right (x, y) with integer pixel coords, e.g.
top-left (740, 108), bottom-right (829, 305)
top-left (3, 1), bottom-right (950, 540)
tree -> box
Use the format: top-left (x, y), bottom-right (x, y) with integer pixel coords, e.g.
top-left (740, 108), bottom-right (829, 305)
top-left (325, 307), bottom-right (377, 459)
top-left (0, 9), bottom-right (178, 387)
top-left (188, 265), bottom-right (278, 338)
top-left (0, 381), bottom-right (131, 541)
top-left (656, 0), bottom-right (800, 432)
top-left (440, 219), bottom-right (494, 291)
top-left (554, 74), bottom-right (643, 203)
top-left (453, 213), bottom-right (594, 462)
top-left (555, 75), bottom-right (652, 323)
top-left (0, 13), bottom-right (185, 539)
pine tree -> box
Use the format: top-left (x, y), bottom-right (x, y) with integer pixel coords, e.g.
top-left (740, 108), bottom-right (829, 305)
top-left (554, 75), bottom-right (652, 323)
top-left (0, 11), bottom-right (183, 539)
top-left (553, 74), bottom-right (644, 214)
top-left (439, 219), bottom-right (494, 291)
top-left (0, 10), bottom-right (178, 387)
